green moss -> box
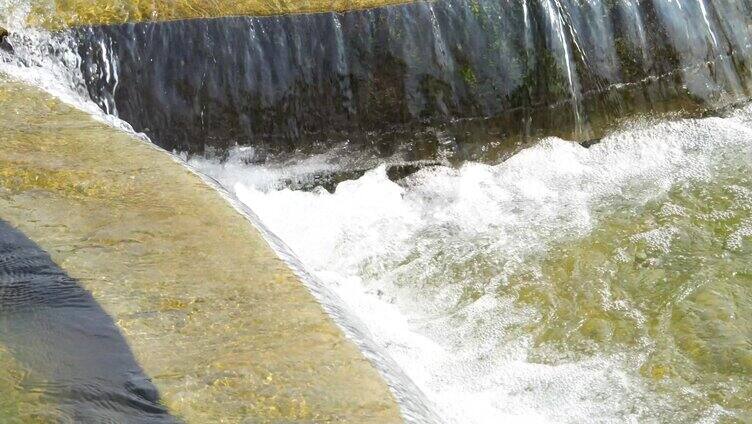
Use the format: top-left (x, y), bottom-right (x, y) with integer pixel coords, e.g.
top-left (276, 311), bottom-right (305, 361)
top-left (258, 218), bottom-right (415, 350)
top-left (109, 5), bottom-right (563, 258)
top-left (468, 0), bottom-right (481, 19)
top-left (460, 65), bottom-right (477, 87)
top-left (613, 37), bottom-right (646, 82)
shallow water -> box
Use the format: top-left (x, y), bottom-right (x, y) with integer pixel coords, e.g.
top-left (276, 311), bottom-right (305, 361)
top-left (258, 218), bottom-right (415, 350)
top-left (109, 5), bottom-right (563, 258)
top-left (0, 78), bottom-right (409, 423)
top-left (0, 220), bottom-right (175, 423)
top-left (191, 108), bottom-right (752, 423)
top-left (4, 0), bottom-right (752, 421)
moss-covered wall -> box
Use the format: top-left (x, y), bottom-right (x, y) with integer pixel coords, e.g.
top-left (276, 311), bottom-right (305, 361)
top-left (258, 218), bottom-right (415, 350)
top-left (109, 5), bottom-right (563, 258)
top-left (19, 0), bottom-right (752, 163)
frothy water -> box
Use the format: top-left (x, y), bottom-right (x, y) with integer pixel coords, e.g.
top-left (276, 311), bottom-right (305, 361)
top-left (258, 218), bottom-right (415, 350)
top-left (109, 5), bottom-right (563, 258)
top-left (4, 1), bottom-right (752, 421)
top-left (0, 1), bottom-right (136, 132)
top-left (190, 109), bottom-right (752, 423)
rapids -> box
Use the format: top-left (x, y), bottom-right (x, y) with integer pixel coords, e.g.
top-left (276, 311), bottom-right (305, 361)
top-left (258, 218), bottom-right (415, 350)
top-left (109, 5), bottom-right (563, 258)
top-left (190, 109), bottom-right (752, 422)
top-left (3, 0), bottom-right (752, 422)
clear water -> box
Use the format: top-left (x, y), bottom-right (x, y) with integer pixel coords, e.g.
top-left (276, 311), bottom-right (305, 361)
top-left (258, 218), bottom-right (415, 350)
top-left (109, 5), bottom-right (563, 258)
top-left (0, 11), bottom-right (423, 422)
top-left (190, 110), bottom-right (752, 423)
top-left (3, 1), bottom-right (752, 421)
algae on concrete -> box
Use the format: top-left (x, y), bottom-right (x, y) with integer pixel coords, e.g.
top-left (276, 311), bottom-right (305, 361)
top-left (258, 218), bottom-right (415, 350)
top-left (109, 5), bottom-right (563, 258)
top-left (27, 0), bottom-right (418, 29)
top-left (0, 77), bottom-right (402, 423)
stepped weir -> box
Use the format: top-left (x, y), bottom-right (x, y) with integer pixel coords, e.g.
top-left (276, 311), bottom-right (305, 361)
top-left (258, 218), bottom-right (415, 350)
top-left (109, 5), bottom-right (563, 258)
top-left (26, 0), bottom-right (752, 161)
top-left (2, 0), bottom-right (752, 422)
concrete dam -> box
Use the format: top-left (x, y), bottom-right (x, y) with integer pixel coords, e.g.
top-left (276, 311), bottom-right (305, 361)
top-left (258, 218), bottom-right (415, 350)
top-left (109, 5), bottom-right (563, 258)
top-left (2, 0), bottom-right (752, 422)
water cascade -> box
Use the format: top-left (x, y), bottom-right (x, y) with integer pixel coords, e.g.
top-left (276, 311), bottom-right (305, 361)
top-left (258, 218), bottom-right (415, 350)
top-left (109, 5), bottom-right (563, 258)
top-left (35, 0), bottom-right (752, 160)
top-left (2, 0), bottom-right (752, 422)
top-left (190, 110), bottom-right (752, 422)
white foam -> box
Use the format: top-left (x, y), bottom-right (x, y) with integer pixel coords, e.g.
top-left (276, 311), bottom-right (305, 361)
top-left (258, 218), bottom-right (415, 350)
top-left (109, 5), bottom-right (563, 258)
top-left (4, 2), bottom-right (752, 418)
top-left (191, 110), bottom-right (752, 423)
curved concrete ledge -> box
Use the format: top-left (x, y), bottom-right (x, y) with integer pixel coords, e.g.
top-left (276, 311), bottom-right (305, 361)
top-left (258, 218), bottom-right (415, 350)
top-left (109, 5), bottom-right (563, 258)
top-left (27, 0), bottom-right (417, 29)
top-left (0, 78), bottom-right (402, 422)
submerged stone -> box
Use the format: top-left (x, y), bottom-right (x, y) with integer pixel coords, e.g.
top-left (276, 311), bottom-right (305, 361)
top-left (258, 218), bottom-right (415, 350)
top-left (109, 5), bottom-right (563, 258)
top-left (506, 166), bottom-right (752, 421)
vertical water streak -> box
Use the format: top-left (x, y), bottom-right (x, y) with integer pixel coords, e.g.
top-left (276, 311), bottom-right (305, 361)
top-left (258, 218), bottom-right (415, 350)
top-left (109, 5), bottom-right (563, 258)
top-left (543, 0), bottom-right (583, 135)
top-left (618, 0), bottom-right (649, 66)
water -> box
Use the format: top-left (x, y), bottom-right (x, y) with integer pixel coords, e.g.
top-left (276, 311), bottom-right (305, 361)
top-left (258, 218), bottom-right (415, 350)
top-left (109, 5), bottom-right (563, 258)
top-left (190, 109), bottom-right (752, 423)
top-left (39, 0), bottom-right (752, 156)
top-left (3, 0), bottom-right (752, 422)
top-left (0, 9), bottom-right (432, 421)
top-left (0, 220), bottom-right (175, 423)
top-left (0, 76), bottom-right (422, 422)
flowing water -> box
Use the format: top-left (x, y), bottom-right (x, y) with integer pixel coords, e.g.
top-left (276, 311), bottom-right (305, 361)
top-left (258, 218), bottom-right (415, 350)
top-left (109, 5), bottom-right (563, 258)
top-left (2, 0), bottom-right (752, 422)
top-left (24, 0), bottom-right (752, 156)
top-left (188, 110), bottom-right (752, 423)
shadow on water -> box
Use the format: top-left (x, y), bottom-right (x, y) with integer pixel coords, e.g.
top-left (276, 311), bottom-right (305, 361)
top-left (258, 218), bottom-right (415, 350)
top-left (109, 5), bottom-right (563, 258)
top-left (0, 219), bottom-right (178, 423)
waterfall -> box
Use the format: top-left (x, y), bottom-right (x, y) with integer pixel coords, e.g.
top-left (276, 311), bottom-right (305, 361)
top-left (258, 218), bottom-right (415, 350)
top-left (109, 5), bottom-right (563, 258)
top-left (60, 0), bottom-right (752, 161)
top-left (3, 1), bottom-right (752, 422)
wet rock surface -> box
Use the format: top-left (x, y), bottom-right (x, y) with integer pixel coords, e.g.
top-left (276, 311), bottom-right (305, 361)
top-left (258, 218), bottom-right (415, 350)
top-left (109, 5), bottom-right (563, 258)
top-left (0, 26), bottom-right (12, 53)
top-left (73, 0), bottom-right (752, 161)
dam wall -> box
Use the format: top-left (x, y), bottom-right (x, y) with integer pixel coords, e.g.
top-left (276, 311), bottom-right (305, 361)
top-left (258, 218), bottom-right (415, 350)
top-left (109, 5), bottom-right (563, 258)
top-left (32, 0), bottom-right (752, 160)
top-left (2, 0), bottom-right (752, 421)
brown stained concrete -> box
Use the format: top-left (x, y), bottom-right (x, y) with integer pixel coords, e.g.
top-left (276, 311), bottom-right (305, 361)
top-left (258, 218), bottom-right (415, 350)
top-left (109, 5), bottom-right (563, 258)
top-left (0, 78), bottom-right (402, 423)
top-left (26, 0), bottom-right (419, 30)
